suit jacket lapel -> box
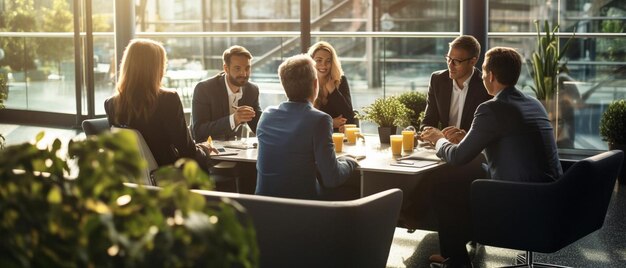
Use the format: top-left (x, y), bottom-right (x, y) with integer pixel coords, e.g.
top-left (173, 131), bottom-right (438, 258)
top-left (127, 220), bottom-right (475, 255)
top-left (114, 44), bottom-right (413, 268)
top-left (217, 74), bottom-right (230, 116)
top-left (441, 76), bottom-right (452, 126)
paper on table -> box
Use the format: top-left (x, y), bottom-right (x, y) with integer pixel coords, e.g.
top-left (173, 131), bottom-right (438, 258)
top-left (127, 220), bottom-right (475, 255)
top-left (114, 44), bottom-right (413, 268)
top-left (397, 149), bottom-right (441, 161)
top-left (390, 160), bottom-right (438, 168)
top-left (336, 152), bottom-right (366, 161)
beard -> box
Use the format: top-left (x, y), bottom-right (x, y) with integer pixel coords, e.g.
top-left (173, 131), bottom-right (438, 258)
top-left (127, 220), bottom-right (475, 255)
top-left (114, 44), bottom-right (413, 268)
top-left (227, 73), bottom-right (249, 87)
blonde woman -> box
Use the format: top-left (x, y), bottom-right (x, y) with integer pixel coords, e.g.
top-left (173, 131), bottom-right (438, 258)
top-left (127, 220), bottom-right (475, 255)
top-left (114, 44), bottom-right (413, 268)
top-left (307, 41), bottom-right (355, 131)
top-left (104, 38), bottom-right (216, 168)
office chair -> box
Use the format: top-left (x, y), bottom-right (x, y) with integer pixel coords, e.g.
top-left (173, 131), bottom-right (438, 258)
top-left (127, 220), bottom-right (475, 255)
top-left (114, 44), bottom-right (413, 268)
top-left (111, 127), bottom-right (159, 186)
top-left (192, 188), bottom-right (403, 268)
top-left (81, 118), bottom-right (110, 136)
top-left (471, 150), bottom-right (624, 267)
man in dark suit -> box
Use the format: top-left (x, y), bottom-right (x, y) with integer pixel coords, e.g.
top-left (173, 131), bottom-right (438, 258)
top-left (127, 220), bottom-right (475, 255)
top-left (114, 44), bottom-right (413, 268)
top-left (191, 45), bottom-right (262, 193)
top-left (255, 54), bottom-right (360, 200)
top-left (421, 47), bottom-right (563, 268)
top-left (191, 45), bottom-right (262, 142)
top-left (400, 36), bottom-right (490, 244)
top-left (421, 35), bottom-right (491, 143)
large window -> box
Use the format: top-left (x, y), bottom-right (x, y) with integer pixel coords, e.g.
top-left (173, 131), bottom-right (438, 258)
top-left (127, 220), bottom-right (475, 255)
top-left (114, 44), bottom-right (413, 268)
top-left (1, 0), bottom-right (623, 152)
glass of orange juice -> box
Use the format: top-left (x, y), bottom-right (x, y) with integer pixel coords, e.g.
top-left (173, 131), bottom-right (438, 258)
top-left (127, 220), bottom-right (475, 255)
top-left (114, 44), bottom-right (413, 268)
top-left (332, 133), bottom-right (344, 153)
top-left (390, 135), bottom-right (403, 156)
top-left (402, 129), bottom-right (415, 151)
top-left (345, 127), bottom-right (360, 144)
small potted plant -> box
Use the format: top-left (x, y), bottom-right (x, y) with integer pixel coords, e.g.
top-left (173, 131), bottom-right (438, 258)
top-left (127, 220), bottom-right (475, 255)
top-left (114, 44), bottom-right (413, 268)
top-left (357, 96), bottom-right (410, 143)
top-left (600, 99), bottom-right (626, 184)
top-left (397, 91), bottom-right (427, 128)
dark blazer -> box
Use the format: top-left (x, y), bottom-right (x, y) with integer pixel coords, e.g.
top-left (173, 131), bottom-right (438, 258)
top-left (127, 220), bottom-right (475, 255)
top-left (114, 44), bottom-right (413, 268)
top-left (421, 68), bottom-right (492, 131)
top-left (437, 87), bottom-right (563, 182)
top-left (317, 75), bottom-right (355, 127)
top-left (255, 101), bottom-right (358, 200)
top-left (104, 90), bottom-right (207, 167)
top-left (191, 72), bottom-right (262, 142)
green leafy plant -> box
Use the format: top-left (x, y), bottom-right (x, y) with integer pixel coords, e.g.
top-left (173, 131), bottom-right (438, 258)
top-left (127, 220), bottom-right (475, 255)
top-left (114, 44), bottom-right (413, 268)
top-left (397, 91), bottom-right (427, 128)
top-left (527, 20), bottom-right (574, 101)
top-left (358, 96), bottom-right (410, 127)
top-left (0, 130), bottom-right (258, 267)
top-left (600, 99), bottom-right (626, 145)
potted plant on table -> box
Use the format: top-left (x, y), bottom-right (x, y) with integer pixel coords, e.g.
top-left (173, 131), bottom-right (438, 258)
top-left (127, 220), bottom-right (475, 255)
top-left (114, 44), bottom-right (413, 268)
top-left (357, 96), bottom-right (410, 144)
top-left (0, 130), bottom-right (258, 267)
top-left (397, 91), bottom-right (427, 128)
top-left (600, 99), bottom-right (626, 184)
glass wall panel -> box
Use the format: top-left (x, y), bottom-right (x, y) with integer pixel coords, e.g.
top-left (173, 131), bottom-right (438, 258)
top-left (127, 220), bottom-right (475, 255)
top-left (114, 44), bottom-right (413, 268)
top-left (93, 35), bottom-right (116, 115)
top-left (140, 0), bottom-right (301, 32)
top-left (2, 35), bottom-right (77, 113)
top-left (92, 1), bottom-right (115, 115)
top-left (0, 0), bottom-right (78, 114)
top-left (378, 0), bottom-right (459, 32)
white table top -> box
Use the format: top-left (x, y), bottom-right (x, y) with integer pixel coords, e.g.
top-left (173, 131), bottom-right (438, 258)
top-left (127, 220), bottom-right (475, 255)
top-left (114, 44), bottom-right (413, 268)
top-left (210, 136), bottom-right (444, 175)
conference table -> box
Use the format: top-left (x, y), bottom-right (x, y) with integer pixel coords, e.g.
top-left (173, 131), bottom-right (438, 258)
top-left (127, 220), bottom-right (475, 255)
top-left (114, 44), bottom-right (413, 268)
top-left (210, 135), bottom-right (447, 230)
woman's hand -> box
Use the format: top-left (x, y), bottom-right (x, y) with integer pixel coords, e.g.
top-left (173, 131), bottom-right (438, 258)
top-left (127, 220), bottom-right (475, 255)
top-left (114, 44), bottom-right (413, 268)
top-left (333, 115), bottom-right (347, 129)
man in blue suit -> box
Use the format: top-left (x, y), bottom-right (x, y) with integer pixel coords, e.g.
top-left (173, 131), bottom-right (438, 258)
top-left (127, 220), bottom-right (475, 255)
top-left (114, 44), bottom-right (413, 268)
top-left (255, 54), bottom-right (360, 200)
top-left (421, 47), bottom-right (563, 268)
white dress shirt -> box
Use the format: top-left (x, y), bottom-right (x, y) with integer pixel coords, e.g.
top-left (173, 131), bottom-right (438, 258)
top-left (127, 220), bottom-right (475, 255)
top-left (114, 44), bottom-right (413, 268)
top-left (225, 77), bottom-right (243, 131)
top-left (448, 69), bottom-right (473, 129)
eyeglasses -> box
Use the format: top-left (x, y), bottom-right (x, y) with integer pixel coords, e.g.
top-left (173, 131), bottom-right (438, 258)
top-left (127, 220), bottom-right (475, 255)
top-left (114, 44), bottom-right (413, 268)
top-left (445, 56), bottom-right (474, 66)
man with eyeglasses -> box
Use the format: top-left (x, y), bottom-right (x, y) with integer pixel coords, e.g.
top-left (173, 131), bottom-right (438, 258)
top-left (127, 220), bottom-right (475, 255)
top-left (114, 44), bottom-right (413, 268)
top-left (421, 47), bottom-right (562, 268)
top-left (420, 35), bottom-right (491, 143)
top-left (405, 35), bottom-right (491, 267)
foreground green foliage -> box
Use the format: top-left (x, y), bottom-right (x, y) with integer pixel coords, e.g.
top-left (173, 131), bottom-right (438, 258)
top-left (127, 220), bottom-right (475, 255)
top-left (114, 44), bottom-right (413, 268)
top-left (0, 130), bottom-right (258, 267)
top-left (600, 99), bottom-right (626, 145)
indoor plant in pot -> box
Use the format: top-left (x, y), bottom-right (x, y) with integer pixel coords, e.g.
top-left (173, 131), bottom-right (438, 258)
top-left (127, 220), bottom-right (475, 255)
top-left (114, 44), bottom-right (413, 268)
top-left (397, 91), bottom-right (427, 129)
top-left (358, 96), bottom-right (410, 143)
top-left (600, 99), bottom-right (626, 184)
top-left (527, 20), bottom-right (574, 142)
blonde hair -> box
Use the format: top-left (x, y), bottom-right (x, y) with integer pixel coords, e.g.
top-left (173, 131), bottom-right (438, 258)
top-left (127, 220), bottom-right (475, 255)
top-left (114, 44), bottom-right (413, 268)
top-left (308, 41), bottom-right (343, 108)
top-left (113, 38), bottom-right (166, 124)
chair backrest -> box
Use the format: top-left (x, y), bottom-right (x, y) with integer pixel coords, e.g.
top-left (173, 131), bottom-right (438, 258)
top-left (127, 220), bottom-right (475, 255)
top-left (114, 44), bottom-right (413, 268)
top-left (193, 188), bottom-right (403, 268)
top-left (81, 118), bottom-right (110, 136)
top-left (111, 127), bottom-right (159, 186)
top-left (556, 150), bottom-right (623, 247)
top-left (471, 150), bottom-right (623, 253)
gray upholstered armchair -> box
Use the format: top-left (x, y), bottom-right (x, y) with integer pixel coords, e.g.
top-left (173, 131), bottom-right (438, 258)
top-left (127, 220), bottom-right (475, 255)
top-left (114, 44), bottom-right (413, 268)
top-left (193, 188), bottom-right (403, 268)
top-left (471, 150), bottom-right (624, 267)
